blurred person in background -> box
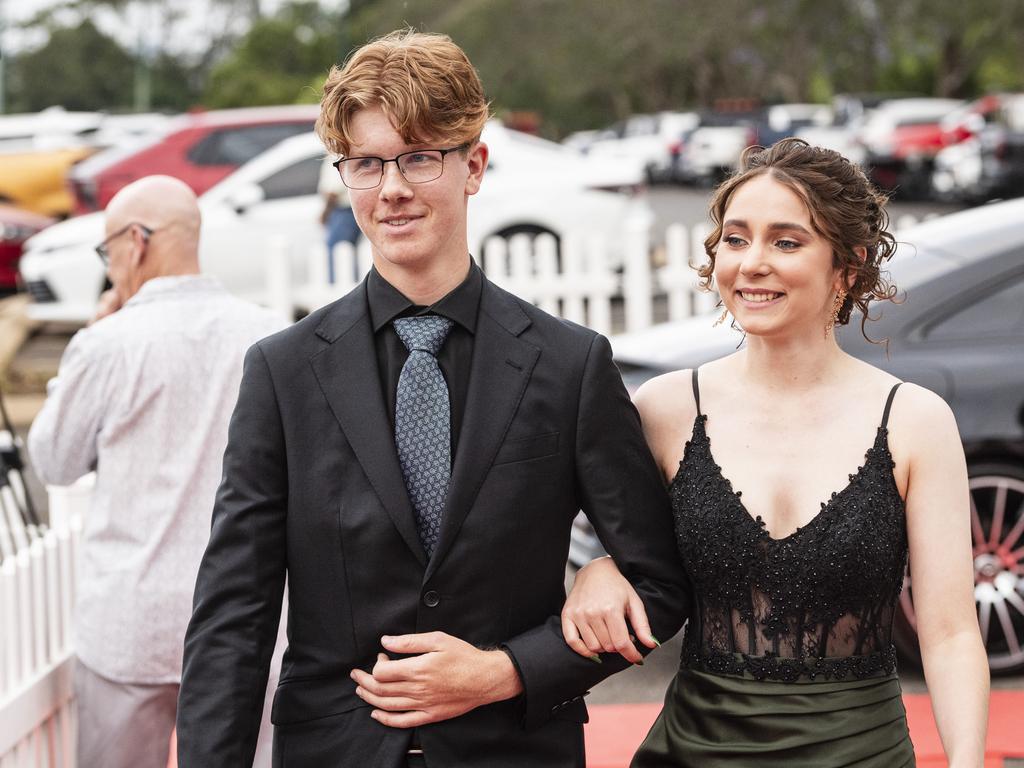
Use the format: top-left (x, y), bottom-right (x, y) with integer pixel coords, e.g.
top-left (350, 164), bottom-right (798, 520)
top-left (561, 139), bottom-right (989, 767)
top-left (27, 175), bottom-right (286, 768)
top-left (176, 29), bottom-right (690, 768)
top-left (318, 154), bottom-right (361, 283)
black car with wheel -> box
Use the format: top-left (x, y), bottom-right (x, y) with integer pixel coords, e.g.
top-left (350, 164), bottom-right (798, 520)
top-left (580, 197), bottom-right (1024, 674)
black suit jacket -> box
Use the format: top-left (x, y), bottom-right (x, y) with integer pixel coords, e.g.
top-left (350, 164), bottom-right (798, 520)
top-left (177, 274), bottom-right (689, 767)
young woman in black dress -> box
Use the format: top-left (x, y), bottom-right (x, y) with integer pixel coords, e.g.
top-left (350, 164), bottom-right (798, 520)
top-left (562, 139), bottom-right (988, 767)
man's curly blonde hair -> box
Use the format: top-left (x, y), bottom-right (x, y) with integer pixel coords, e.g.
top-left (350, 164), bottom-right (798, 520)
top-left (316, 29), bottom-right (491, 157)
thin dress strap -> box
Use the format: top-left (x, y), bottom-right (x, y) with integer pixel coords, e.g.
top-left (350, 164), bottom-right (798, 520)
top-left (881, 383), bottom-right (902, 429)
top-left (691, 368), bottom-right (702, 416)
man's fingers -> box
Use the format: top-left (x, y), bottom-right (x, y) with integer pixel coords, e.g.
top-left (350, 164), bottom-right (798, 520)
top-left (372, 654), bottom-right (426, 683)
top-left (354, 685), bottom-right (418, 712)
top-left (370, 708), bottom-right (434, 729)
top-left (381, 631), bottom-right (447, 655)
top-left (626, 592), bottom-right (659, 650)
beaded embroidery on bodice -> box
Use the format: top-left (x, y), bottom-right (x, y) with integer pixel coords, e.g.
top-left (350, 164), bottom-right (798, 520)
top-left (671, 371), bottom-right (908, 682)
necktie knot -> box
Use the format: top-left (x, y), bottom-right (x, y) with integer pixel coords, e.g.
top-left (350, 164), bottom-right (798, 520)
top-left (393, 316), bottom-right (454, 357)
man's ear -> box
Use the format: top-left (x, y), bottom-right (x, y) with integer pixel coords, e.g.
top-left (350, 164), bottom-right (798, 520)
top-left (464, 141), bottom-right (488, 196)
top-left (129, 225), bottom-right (150, 269)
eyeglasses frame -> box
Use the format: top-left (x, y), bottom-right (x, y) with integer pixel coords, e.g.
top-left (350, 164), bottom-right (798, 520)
top-left (331, 143), bottom-right (471, 190)
top-left (95, 222), bottom-right (155, 266)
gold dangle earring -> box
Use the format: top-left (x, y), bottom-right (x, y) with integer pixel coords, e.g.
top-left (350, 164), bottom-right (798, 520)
top-left (824, 289), bottom-right (847, 337)
top-left (713, 306), bottom-right (729, 327)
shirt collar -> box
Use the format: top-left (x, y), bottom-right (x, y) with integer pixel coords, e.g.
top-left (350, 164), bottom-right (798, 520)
top-left (368, 261), bottom-right (482, 334)
top-left (123, 275), bottom-right (225, 307)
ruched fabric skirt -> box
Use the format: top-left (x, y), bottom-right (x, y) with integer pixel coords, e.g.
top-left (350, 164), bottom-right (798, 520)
top-left (632, 666), bottom-right (916, 767)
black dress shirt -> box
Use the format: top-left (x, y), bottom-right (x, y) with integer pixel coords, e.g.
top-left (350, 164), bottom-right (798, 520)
top-left (367, 262), bottom-right (482, 459)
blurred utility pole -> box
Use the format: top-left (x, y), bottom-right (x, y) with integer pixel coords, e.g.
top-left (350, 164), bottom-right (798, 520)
top-left (132, 5), bottom-right (154, 112)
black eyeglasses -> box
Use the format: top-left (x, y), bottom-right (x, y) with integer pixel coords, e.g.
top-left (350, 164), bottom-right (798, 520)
top-left (332, 144), bottom-right (470, 190)
top-left (95, 223), bottom-right (155, 265)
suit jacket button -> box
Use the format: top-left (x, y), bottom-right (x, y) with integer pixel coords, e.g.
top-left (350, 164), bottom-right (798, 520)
top-left (423, 590), bottom-right (440, 608)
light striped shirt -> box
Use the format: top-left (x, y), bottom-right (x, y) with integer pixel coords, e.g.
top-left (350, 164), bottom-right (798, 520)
top-left (28, 275), bottom-right (286, 684)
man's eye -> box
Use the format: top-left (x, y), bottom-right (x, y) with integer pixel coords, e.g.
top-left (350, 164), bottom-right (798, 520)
top-left (406, 153), bottom-right (432, 164)
top-left (354, 158), bottom-right (378, 170)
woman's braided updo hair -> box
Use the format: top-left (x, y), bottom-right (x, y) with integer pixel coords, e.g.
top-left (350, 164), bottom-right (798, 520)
top-left (700, 138), bottom-right (898, 340)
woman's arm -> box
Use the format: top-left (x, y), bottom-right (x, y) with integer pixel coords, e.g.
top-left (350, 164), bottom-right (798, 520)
top-left (898, 385), bottom-right (988, 768)
top-left (560, 371), bottom-right (695, 663)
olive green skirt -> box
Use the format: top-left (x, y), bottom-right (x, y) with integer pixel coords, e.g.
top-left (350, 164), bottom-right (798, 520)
top-left (632, 666), bottom-right (915, 768)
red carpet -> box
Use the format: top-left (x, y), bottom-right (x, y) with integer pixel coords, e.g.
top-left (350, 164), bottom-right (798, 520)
top-left (585, 692), bottom-right (1024, 767)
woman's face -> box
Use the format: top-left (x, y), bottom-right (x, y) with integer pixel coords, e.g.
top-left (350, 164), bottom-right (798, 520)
top-left (713, 173), bottom-right (842, 339)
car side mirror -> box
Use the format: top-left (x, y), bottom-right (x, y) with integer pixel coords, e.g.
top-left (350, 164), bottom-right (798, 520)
top-left (226, 183), bottom-right (265, 214)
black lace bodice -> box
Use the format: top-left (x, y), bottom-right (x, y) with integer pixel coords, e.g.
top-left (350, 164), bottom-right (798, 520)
top-left (670, 371), bottom-right (908, 682)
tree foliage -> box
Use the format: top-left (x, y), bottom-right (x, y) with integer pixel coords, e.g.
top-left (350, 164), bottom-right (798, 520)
top-left (345, 0), bottom-right (1024, 136)
top-left (6, 19), bottom-right (135, 112)
top-left (5, 0), bottom-right (1024, 136)
top-left (202, 1), bottom-right (347, 107)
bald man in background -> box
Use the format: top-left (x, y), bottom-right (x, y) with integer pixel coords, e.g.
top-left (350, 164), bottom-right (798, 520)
top-left (28, 176), bottom-right (286, 768)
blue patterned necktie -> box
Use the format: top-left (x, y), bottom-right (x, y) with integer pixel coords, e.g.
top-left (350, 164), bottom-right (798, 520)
top-left (393, 315), bottom-right (455, 558)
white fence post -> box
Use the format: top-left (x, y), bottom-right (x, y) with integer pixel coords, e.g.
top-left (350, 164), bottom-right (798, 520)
top-left (560, 234), bottom-right (587, 326)
top-left (533, 234), bottom-right (561, 317)
top-left (0, 474), bottom-right (87, 768)
top-left (265, 236), bottom-right (293, 323)
top-left (622, 212), bottom-right (653, 333)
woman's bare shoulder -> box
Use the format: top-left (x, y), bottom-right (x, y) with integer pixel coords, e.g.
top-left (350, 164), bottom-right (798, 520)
top-left (633, 369), bottom-right (698, 427)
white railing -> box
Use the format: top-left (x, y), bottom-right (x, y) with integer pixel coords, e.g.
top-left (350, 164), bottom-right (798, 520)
top-left (268, 219), bottom-right (723, 334)
top-left (0, 462), bottom-right (88, 768)
top-left (268, 214), bottom-right (925, 332)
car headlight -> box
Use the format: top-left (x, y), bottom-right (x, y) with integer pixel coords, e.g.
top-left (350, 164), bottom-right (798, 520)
top-left (0, 223), bottom-right (38, 242)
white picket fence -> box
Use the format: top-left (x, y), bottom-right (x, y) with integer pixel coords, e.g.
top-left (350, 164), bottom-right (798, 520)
top-left (268, 213), bottom-right (925, 332)
top-left (0, 464), bottom-right (89, 768)
top-left (269, 220), bottom-right (722, 332)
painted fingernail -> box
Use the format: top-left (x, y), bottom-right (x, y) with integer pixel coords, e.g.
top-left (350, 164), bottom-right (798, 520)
top-left (588, 654), bottom-right (602, 664)
top-left (634, 660), bottom-right (644, 666)
top-left (651, 636), bottom-right (661, 647)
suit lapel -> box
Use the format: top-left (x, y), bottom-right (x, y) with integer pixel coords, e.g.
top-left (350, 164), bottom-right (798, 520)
top-left (309, 285), bottom-right (427, 567)
top-left (426, 280), bottom-right (539, 581)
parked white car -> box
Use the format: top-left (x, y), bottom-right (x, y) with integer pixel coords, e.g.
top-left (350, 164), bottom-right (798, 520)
top-left (584, 112), bottom-right (700, 183)
top-left (20, 123), bottom-right (649, 323)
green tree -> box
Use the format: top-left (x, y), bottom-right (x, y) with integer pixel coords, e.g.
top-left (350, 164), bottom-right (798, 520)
top-left (203, 1), bottom-right (348, 107)
top-left (875, 0), bottom-right (1024, 97)
top-left (6, 19), bottom-right (135, 112)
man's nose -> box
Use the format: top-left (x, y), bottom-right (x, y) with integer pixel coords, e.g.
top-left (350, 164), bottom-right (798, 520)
top-left (379, 161), bottom-right (412, 200)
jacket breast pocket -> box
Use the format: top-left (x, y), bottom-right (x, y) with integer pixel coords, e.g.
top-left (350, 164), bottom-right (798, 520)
top-left (492, 431), bottom-right (559, 466)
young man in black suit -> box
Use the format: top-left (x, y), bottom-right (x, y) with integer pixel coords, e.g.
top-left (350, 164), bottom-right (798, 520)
top-left (176, 30), bottom-right (689, 768)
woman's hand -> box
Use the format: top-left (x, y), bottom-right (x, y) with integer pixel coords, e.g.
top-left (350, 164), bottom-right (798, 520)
top-left (561, 556), bottom-right (658, 664)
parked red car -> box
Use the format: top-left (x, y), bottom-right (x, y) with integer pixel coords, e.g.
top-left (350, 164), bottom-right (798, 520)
top-left (858, 98), bottom-right (964, 197)
top-left (0, 205), bottom-right (54, 294)
top-left (68, 105), bottom-right (320, 214)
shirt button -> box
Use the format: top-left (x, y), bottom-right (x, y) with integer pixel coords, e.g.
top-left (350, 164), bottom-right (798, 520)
top-left (423, 590), bottom-right (440, 608)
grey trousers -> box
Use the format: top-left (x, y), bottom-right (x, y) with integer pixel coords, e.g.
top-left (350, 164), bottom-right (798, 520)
top-left (74, 659), bottom-right (178, 768)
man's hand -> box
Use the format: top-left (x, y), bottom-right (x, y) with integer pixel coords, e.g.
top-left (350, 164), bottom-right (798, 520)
top-left (89, 288), bottom-right (122, 325)
top-left (351, 632), bottom-right (524, 728)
